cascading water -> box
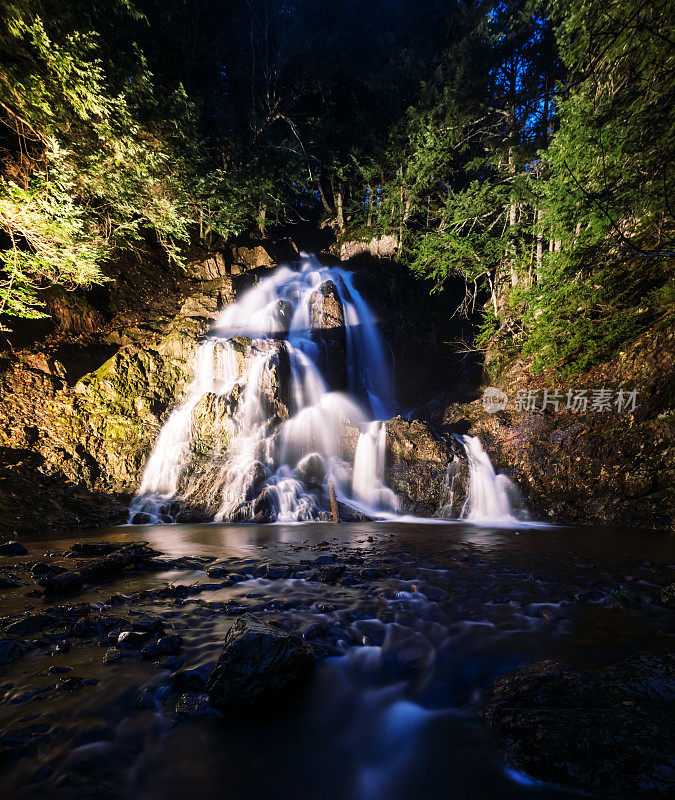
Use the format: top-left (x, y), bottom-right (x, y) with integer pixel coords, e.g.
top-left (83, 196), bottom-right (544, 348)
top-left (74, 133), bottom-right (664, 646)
top-left (130, 253), bottom-right (521, 526)
top-left (459, 436), bottom-right (519, 523)
top-left (130, 254), bottom-right (399, 524)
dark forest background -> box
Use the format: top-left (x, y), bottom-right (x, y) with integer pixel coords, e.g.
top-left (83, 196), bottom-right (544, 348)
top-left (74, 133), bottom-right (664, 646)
top-left (1, 0), bottom-right (672, 374)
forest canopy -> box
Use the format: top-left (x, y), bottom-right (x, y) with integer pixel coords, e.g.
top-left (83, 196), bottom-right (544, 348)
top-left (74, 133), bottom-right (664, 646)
top-left (0, 0), bottom-right (672, 372)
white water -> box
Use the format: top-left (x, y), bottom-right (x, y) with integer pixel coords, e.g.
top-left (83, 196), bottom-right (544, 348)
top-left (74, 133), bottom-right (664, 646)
top-left (130, 254), bottom-right (399, 523)
top-left (460, 436), bottom-right (519, 523)
top-left (352, 421), bottom-right (399, 512)
top-left (130, 253), bottom-right (518, 525)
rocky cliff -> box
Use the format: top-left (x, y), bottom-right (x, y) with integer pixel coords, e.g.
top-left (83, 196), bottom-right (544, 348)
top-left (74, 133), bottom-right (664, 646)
top-left (0, 235), bottom-right (671, 535)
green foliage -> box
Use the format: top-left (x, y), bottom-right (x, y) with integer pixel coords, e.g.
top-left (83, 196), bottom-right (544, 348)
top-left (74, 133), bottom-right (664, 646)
top-left (474, 309), bottom-right (500, 350)
top-left (0, 0), bottom-right (671, 375)
top-left (378, 0), bottom-right (673, 376)
top-left (0, 1), bottom-right (263, 326)
top-left (0, 163), bottom-right (107, 320)
top-left (516, 258), bottom-right (662, 374)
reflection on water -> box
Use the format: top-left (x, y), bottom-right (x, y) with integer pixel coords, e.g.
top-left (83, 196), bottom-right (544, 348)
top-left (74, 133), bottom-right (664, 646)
top-left (0, 521), bottom-right (672, 800)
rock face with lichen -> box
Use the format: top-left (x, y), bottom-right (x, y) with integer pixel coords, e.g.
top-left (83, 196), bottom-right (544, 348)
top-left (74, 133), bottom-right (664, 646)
top-left (0, 247), bottom-right (279, 535)
top-left (384, 416), bottom-right (467, 516)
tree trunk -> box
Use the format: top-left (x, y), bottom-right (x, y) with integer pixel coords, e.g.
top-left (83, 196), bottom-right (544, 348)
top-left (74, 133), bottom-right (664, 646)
top-left (335, 188), bottom-right (345, 234)
top-left (317, 179), bottom-right (332, 214)
top-left (367, 186), bottom-right (374, 227)
top-left (508, 147), bottom-right (518, 288)
top-left (536, 206), bottom-right (544, 282)
top-left (258, 202), bottom-right (266, 237)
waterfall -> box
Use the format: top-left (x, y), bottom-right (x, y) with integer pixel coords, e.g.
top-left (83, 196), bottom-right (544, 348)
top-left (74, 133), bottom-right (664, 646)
top-left (460, 436), bottom-right (518, 523)
top-left (351, 421), bottom-right (399, 513)
top-left (130, 254), bottom-right (399, 524)
top-left (129, 253), bottom-right (525, 526)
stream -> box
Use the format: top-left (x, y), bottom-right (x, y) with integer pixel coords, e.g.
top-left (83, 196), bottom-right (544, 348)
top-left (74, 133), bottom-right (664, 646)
top-left (0, 521), bottom-right (672, 800)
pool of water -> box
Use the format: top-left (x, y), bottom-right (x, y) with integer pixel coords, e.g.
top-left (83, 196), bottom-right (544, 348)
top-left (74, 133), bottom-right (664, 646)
top-left (0, 521), bottom-right (672, 800)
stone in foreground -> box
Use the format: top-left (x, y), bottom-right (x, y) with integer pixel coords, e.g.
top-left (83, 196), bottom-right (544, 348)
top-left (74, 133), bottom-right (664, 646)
top-left (206, 615), bottom-right (314, 714)
top-left (485, 650), bottom-right (675, 799)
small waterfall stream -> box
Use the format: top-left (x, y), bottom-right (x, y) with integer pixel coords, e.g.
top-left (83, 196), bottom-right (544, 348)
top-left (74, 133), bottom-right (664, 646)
top-left (459, 436), bottom-right (519, 523)
top-left (130, 254), bottom-right (519, 525)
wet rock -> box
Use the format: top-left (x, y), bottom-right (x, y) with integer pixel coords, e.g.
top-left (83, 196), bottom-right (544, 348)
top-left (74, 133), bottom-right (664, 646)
top-left (0, 573), bottom-right (23, 589)
top-left (660, 582), bottom-right (675, 608)
top-left (140, 634), bottom-right (182, 659)
top-left (31, 562), bottom-right (65, 578)
top-left (127, 612), bottom-right (164, 633)
top-left (319, 564), bottom-right (345, 584)
top-left (206, 615), bottom-right (314, 714)
top-left (359, 567), bottom-right (383, 580)
top-left (309, 280), bottom-right (347, 390)
top-left (103, 647), bottom-right (122, 665)
top-left (223, 604), bottom-right (247, 616)
top-left (175, 692), bottom-right (210, 718)
top-left (117, 630), bottom-right (150, 649)
top-left (68, 541), bottom-right (125, 557)
top-left (56, 676), bottom-right (84, 691)
top-left (384, 416), bottom-right (460, 516)
top-left (0, 639), bottom-right (28, 665)
top-left (485, 650), bottom-right (675, 799)
top-left (154, 655), bottom-right (185, 671)
top-left (39, 543), bottom-right (156, 595)
top-left (71, 614), bottom-right (125, 638)
top-left (608, 586), bottom-right (642, 609)
top-left (47, 664), bottom-right (72, 674)
top-left (335, 502), bottom-right (372, 522)
top-left (190, 391), bottom-right (237, 454)
top-left (206, 562), bottom-right (231, 578)
top-left (264, 564), bottom-right (292, 580)
top-left (296, 453), bottom-right (326, 489)
top-left (275, 299), bottom-right (293, 334)
top-left (257, 340), bottom-right (291, 421)
top-left (170, 668), bottom-right (208, 692)
top-left (0, 541), bottom-right (27, 556)
top-left (4, 613), bottom-right (57, 636)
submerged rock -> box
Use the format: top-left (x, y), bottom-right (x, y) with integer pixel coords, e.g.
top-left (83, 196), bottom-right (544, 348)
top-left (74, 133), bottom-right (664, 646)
top-left (0, 541), bottom-right (28, 556)
top-left (485, 650), bottom-right (675, 799)
top-left (660, 582), bottom-right (675, 608)
top-left (0, 572), bottom-right (23, 589)
top-left (206, 615), bottom-right (314, 714)
top-left (0, 639), bottom-right (28, 665)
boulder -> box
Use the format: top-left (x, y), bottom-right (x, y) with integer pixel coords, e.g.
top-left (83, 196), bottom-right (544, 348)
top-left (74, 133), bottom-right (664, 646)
top-left (310, 280), bottom-right (347, 391)
top-left (231, 244), bottom-right (274, 273)
top-left (0, 541), bottom-right (27, 556)
top-left (206, 615), bottom-right (314, 714)
top-left (255, 340), bottom-right (291, 421)
top-left (296, 453), bottom-right (326, 489)
top-left (384, 416), bottom-right (464, 516)
top-left (333, 234), bottom-right (399, 261)
top-left (485, 651), bottom-right (675, 799)
top-left (185, 252), bottom-right (228, 281)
